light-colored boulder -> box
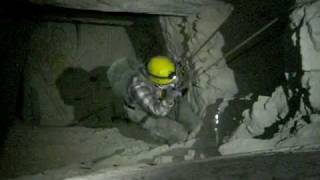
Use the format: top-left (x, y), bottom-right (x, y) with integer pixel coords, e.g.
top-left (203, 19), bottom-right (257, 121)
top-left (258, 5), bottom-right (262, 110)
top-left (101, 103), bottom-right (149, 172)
top-left (154, 156), bottom-right (173, 164)
top-left (302, 71), bottom-right (320, 111)
top-left (278, 115), bottom-right (320, 147)
top-left (291, 0), bottom-right (320, 71)
top-left (243, 87), bottom-right (289, 136)
top-left (219, 86), bottom-right (291, 155)
top-left (143, 117), bottom-right (188, 144)
top-left (184, 149), bottom-right (196, 161)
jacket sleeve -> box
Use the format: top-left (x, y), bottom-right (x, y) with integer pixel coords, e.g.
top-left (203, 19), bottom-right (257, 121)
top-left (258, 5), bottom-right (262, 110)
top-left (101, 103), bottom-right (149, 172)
top-left (128, 77), bottom-right (174, 117)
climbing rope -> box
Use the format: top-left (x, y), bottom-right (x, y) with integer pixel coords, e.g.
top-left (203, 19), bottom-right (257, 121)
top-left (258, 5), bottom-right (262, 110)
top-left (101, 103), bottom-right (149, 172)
top-left (184, 0), bottom-right (320, 85)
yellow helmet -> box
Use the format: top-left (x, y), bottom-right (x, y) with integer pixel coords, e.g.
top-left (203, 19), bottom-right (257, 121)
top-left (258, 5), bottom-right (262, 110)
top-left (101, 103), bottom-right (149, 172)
top-left (147, 56), bottom-right (177, 85)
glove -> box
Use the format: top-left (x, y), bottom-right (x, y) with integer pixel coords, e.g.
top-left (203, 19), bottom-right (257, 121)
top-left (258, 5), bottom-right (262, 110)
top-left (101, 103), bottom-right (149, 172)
top-left (165, 87), bottom-right (182, 98)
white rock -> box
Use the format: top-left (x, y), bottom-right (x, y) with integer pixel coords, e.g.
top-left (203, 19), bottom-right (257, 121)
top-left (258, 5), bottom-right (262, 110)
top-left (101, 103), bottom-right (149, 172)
top-left (142, 117), bottom-right (188, 144)
top-left (244, 87), bottom-right (288, 136)
top-left (310, 114), bottom-right (320, 123)
top-left (301, 72), bottom-right (320, 111)
top-left (219, 138), bottom-right (278, 155)
top-left (291, 1), bottom-right (320, 71)
top-left (154, 156), bottom-right (173, 164)
top-left (228, 124), bottom-right (253, 142)
top-left (219, 87), bottom-right (290, 154)
top-left (184, 149), bottom-right (196, 161)
top-left (277, 115), bottom-right (320, 147)
top-left (199, 153), bottom-right (206, 159)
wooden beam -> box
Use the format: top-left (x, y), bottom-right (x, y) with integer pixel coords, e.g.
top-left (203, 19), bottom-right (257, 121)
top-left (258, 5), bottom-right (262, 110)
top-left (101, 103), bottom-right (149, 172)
top-left (0, 5), bottom-right (134, 26)
top-left (0, 16), bottom-right (133, 26)
top-left (38, 15), bottom-right (133, 26)
top-left (29, 0), bottom-right (208, 16)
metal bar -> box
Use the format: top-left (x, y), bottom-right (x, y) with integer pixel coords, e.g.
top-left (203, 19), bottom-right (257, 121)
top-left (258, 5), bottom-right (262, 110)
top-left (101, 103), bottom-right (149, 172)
top-left (192, 0), bottom-right (320, 79)
top-left (197, 17), bottom-right (279, 77)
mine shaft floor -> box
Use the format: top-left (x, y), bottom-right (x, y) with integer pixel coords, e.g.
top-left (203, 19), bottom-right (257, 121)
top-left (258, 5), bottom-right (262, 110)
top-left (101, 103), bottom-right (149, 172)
top-left (66, 149), bottom-right (320, 180)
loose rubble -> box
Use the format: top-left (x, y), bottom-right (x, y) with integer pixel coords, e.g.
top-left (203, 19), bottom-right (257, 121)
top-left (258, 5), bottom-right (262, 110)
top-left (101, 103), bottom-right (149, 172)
top-left (219, 0), bottom-right (320, 155)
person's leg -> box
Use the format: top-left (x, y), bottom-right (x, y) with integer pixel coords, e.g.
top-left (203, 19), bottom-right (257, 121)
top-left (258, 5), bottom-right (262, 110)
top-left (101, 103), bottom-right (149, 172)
top-left (176, 98), bottom-right (202, 133)
top-left (142, 116), bottom-right (188, 144)
top-left (124, 104), bottom-right (188, 144)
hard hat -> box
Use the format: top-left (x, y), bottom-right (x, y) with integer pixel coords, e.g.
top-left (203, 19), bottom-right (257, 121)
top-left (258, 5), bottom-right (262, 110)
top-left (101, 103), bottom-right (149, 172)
top-left (147, 56), bottom-right (177, 85)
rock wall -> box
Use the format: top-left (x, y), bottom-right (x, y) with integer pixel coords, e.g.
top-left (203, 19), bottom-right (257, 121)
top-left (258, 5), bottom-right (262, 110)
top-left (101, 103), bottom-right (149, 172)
top-left (160, 1), bottom-right (238, 119)
top-left (292, 0), bottom-right (320, 71)
top-left (23, 22), bottom-right (136, 126)
top-left (219, 0), bottom-right (320, 155)
top-left (292, 0), bottom-right (320, 111)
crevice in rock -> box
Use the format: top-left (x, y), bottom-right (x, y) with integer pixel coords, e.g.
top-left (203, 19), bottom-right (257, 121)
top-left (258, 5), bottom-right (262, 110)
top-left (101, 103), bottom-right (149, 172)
top-left (254, 9), bottom-right (312, 139)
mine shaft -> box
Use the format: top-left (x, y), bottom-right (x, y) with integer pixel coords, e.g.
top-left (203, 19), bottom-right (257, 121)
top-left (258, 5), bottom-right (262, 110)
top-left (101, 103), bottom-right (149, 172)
top-left (0, 0), bottom-right (320, 179)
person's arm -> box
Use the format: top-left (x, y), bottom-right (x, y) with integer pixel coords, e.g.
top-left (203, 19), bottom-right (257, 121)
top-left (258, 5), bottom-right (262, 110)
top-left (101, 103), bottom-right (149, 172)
top-left (129, 77), bottom-right (174, 117)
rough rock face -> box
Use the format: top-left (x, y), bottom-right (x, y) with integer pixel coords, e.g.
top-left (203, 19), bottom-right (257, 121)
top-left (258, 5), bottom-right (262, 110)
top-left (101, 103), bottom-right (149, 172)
top-left (242, 87), bottom-right (289, 136)
top-left (160, 1), bottom-right (238, 118)
top-left (302, 72), bottom-right (320, 111)
top-left (291, 0), bottom-right (320, 71)
top-left (23, 22), bottom-right (135, 126)
top-left (219, 113), bottom-right (320, 155)
top-left (219, 0), bottom-right (320, 155)
top-left (218, 86), bottom-right (291, 154)
top-left (292, 0), bottom-right (320, 111)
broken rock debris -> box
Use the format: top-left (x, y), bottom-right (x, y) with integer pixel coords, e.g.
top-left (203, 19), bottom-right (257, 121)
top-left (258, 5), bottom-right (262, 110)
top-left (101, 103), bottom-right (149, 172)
top-left (219, 0), bottom-right (320, 155)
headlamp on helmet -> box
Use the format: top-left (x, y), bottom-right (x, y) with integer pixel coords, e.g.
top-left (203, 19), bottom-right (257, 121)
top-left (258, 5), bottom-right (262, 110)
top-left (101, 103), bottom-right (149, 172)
top-left (147, 56), bottom-right (177, 85)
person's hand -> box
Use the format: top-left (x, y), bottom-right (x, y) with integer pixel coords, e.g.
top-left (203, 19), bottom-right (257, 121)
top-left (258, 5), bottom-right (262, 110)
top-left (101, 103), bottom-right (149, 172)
top-left (172, 89), bottom-right (182, 97)
top-left (165, 87), bottom-right (182, 98)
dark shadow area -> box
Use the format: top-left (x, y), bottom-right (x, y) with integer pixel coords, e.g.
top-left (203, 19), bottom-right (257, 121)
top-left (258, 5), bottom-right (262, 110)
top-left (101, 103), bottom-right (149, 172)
top-left (191, 101), bottom-right (223, 157)
top-left (198, 99), bottom-right (253, 150)
top-left (126, 16), bottom-right (168, 64)
top-left (256, 13), bottom-right (310, 139)
top-left (0, 22), bottom-right (33, 150)
top-left (219, 99), bottom-right (255, 141)
top-left (220, 0), bottom-right (295, 96)
top-left (56, 67), bottom-right (161, 144)
top-left (217, 0), bottom-right (298, 141)
top-left (56, 66), bottom-right (121, 127)
top-left (0, 0), bottom-right (153, 152)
